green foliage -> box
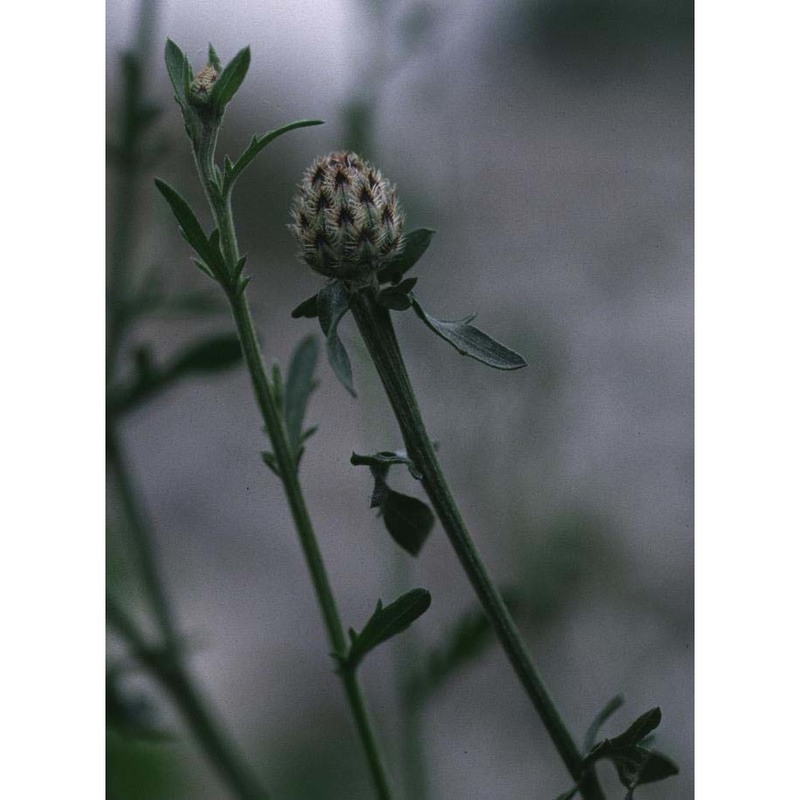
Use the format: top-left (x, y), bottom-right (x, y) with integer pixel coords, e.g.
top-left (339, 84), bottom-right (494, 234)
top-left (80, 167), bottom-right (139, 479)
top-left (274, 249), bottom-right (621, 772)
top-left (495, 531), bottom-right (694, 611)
top-left (108, 334), bottom-right (242, 415)
top-left (209, 46), bottom-right (251, 110)
top-left (338, 589), bottom-right (432, 672)
top-left (583, 694), bottom-right (625, 753)
top-left (410, 298), bottom-right (527, 370)
top-left (284, 336), bottom-right (320, 460)
top-left (164, 38), bottom-right (191, 108)
top-left (223, 120), bottom-right (325, 194)
top-left (317, 281), bottom-right (356, 397)
top-left (376, 228), bottom-right (436, 284)
top-left (376, 278), bottom-right (418, 311)
top-left (290, 293), bottom-right (319, 319)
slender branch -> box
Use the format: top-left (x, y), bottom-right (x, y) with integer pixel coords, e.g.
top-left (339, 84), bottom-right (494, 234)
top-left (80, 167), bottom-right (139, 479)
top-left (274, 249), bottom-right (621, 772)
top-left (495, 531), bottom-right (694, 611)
top-left (348, 288), bottom-right (606, 800)
top-left (189, 131), bottom-right (394, 800)
top-left (107, 597), bottom-right (268, 800)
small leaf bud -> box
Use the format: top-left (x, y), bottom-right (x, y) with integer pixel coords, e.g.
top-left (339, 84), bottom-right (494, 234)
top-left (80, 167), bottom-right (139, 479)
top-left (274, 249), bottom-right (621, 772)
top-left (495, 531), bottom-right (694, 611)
top-left (289, 152), bottom-right (405, 281)
top-left (189, 64), bottom-right (218, 104)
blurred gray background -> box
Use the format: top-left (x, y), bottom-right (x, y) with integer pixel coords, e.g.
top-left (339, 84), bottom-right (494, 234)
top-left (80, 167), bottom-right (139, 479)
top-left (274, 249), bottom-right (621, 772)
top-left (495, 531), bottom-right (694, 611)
top-left (107, 0), bottom-right (692, 797)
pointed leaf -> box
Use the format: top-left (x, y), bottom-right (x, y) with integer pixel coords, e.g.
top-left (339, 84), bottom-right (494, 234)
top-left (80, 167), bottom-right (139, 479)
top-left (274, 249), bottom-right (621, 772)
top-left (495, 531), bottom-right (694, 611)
top-left (381, 489), bottom-right (434, 556)
top-left (291, 293), bottom-right (320, 319)
top-left (164, 39), bottom-right (190, 104)
top-left (351, 450), bottom-right (417, 471)
top-left (377, 228), bottom-right (436, 283)
top-left (224, 119), bottom-right (325, 191)
top-left (584, 694), bottom-right (625, 753)
top-left (209, 46), bottom-right (250, 109)
top-left (261, 450), bottom-right (280, 477)
top-left (318, 281), bottom-right (356, 396)
top-left (343, 589), bottom-right (432, 671)
top-left (207, 43), bottom-right (222, 72)
top-left (410, 297), bottom-right (527, 370)
top-left (607, 708), bottom-right (662, 750)
top-left (635, 750), bottom-right (679, 784)
top-left (377, 285), bottom-right (413, 310)
top-left (284, 336), bottom-right (320, 453)
top-left (553, 787), bottom-right (580, 800)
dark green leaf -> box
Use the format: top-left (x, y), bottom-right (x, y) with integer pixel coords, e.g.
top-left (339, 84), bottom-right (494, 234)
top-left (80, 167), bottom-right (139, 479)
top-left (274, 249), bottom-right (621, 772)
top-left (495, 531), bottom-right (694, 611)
top-left (224, 119), bottom-right (325, 191)
top-left (209, 46), bottom-right (251, 109)
top-left (107, 667), bottom-right (170, 741)
top-left (164, 39), bottom-right (190, 104)
top-left (170, 334), bottom-right (242, 375)
top-left (410, 297), bottom-right (527, 370)
top-left (261, 450), bottom-right (280, 477)
top-left (284, 336), bottom-right (320, 454)
top-left (377, 228), bottom-right (436, 283)
top-left (636, 750), bottom-right (679, 784)
top-left (377, 286), bottom-right (412, 310)
top-left (584, 694), bottom-right (625, 753)
top-left (207, 43), bottom-right (222, 72)
top-left (318, 281), bottom-right (355, 396)
top-left (154, 179), bottom-right (223, 274)
top-left (607, 707), bottom-right (662, 750)
top-left (291, 293), bottom-right (320, 319)
top-left (342, 589), bottom-right (432, 671)
top-left (381, 489), bottom-right (434, 556)
top-left (191, 259), bottom-right (216, 281)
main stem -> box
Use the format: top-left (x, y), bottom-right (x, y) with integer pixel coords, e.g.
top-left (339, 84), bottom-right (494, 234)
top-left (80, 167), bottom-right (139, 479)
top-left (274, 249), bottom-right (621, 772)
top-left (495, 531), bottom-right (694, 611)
top-left (349, 289), bottom-right (605, 800)
top-left (192, 131), bottom-right (392, 800)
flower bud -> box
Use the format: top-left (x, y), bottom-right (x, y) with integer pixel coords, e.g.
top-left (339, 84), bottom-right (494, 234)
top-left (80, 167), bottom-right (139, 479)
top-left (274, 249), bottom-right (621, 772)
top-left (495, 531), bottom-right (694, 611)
top-left (189, 64), bottom-right (218, 103)
top-left (289, 151), bottom-right (404, 281)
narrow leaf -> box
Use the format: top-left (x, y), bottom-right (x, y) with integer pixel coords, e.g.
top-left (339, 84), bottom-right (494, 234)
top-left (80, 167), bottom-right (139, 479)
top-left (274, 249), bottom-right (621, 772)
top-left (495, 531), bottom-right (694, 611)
top-left (553, 787), bottom-right (580, 800)
top-left (584, 694), bottom-right (625, 753)
top-left (170, 335), bottom-right (242, 375)
top-left (318, 281), bottom-right (355, 396)
top-left (351, 450), bottom-right (416, 470)
top-left (209, 46), bottom-right (251, 109)
top-left (154, 179), bottom-right (218, 270)
top-left (207, 43), bottom-right (222, 72)
top-left (377, 286), bottom-right (413, 310)
top-left (261, 450), bottom-right (280, 477)
top-left (377, 228), bottom-right (436, 284)
top-left (225, 119), bottom-right (325, 191)
top-left (284, 336), bottom-right (320, 453)
top-left (291, 293), bottom-right (320, 319)
top-left (381, 489), bottom-right (434, 556)
top-left (164, 39), bottom-right (189, 103)
top-left (344, 589), bottom-right (432, 670)
top-left (410, 297), bottom-right (526, 370)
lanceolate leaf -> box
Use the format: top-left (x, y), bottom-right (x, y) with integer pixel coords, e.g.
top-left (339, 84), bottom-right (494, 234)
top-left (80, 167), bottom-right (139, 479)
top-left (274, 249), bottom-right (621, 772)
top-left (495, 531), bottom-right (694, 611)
top-left (164, 39), bottom-right (190, 105)
top-left (410, 297), bottom-right (527, 370)
top-left (341, 589), bottom-right (432, 671)
top-left (291, 293), bottom-right (320, 319)
top-left (209, 46), bottom-right (251, 109)
top-left (207, 43), bottom-right (222, 72)
top-left (318, 281), bottom-right (356, 397)
top-left (377, 228), bottom-right (436, 284)
top-left (284, 335), bottom-right (319, 454)
top-left (224, 120), bottom-right (325, 192)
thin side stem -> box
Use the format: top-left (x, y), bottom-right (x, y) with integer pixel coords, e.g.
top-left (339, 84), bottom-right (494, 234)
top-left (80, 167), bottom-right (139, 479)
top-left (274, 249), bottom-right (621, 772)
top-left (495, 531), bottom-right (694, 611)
top-left (107, 598), bottom-right (268, 800)
top-left (191, 139), bottom-right (393, 800)
top-left (348, 289), bottom-right (605, 800)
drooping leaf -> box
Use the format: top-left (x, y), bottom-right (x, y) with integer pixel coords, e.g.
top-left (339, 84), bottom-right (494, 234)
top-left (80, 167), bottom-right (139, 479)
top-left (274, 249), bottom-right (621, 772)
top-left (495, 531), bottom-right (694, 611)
top-left (341, 589), bottom-right (432, 671)
top-left (209, 46), bottom-right (251, 109)
top-left (284, 336), bottom-right (320, 455)
top-left (635, 750), bottom-right (680, 785)
top-left (164, 39), bottom-right (190, 105)
top-left (584, 694), bottom-right (625, 753)
top-left (170, 335), bottom-right (242, 375)
top-left (377, 228), bottom-right (436, 284)
top-left (376, 277), bottom-right (418, 311)
top-left (317, 281), bottom-right (355, 396)
top-left (291, 293), bottom-right (320, 319)
top-left (410, 297), bottom-right (527, 370)
top-left (224, 120), bottom-right (325, 192)
top-left (381, 489), bottom-right (435, 556)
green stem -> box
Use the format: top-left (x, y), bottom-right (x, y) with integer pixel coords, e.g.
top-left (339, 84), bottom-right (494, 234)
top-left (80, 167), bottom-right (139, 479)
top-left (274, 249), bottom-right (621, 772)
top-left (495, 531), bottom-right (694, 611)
top-left (190, 134), bottom-right (393, 800)
top-left (348, 288), bottom-right (605, 800)
top-left (107, 598), bottom-right (268, 800)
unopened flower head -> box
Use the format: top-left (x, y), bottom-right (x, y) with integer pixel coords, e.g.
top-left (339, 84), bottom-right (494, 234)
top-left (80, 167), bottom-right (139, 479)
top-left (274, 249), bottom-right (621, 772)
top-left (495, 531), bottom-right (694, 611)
top-left (189, 65), bottom-right (218, 102)
top-left (289, 151), bottom-right (404, 280)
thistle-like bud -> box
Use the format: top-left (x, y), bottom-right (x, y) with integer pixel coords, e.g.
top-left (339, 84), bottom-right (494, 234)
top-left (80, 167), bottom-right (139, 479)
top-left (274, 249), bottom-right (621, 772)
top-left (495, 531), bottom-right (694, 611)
top-left (289, 151), bottom-right (404, 281)
top-left (189, 64), bottom-right (218, 103)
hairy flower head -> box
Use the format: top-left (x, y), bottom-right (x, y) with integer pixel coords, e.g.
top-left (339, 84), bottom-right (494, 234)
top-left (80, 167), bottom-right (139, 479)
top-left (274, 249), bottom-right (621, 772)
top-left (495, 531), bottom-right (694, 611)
top-left (189, 64), bottom-right (218, 102)
top-left (289, 151), bottom-right (404, 280)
